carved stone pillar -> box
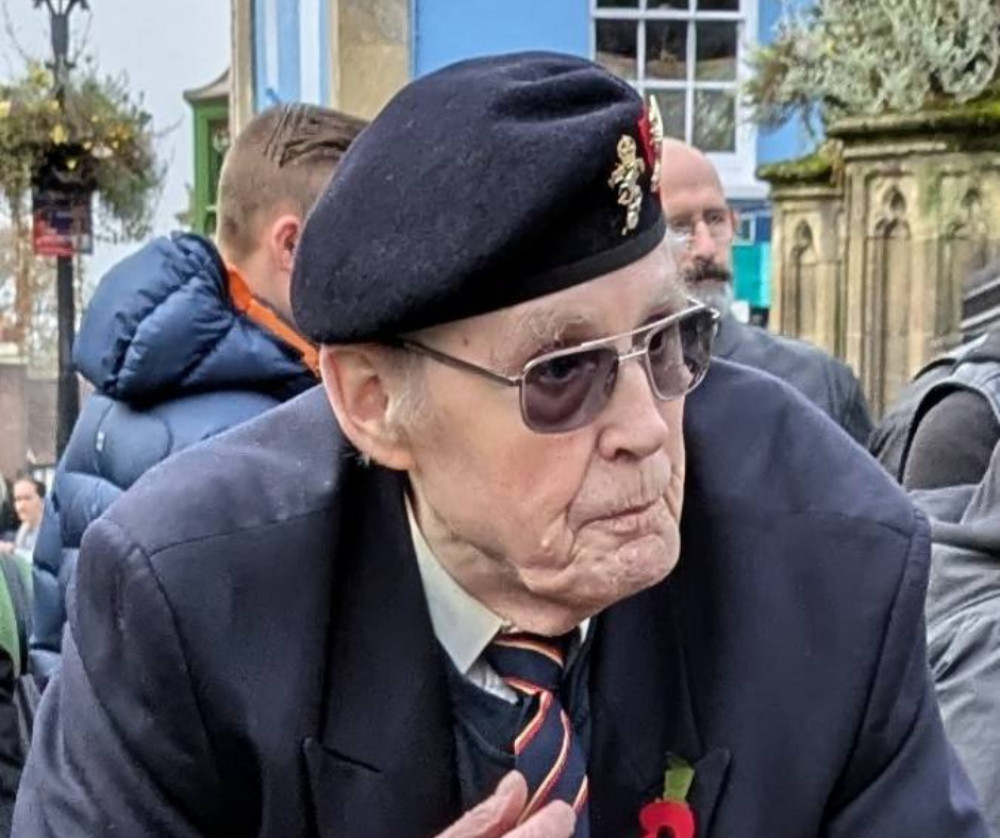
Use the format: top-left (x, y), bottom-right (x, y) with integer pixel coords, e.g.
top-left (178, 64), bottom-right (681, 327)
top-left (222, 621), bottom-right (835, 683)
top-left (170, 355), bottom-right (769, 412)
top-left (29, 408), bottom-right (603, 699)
top-left (337, 0), bottom-right (411, 118)
top-left (762, 109), bottom-right (1000, 417)
top-left (763, 161), bottom-right (845, 361)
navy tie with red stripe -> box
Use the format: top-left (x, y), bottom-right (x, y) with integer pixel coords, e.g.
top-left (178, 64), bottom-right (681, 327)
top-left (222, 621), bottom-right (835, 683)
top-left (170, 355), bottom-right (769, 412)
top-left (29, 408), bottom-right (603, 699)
top-left (484, 633), bottom-right (590, 836)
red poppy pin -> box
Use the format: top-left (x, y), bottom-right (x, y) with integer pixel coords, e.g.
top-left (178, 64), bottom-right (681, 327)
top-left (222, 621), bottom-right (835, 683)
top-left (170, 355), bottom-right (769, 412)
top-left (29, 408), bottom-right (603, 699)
top-left (638, 755), bottom-right (696, 838)
top-left (636, 96), bottom-right (664, 195)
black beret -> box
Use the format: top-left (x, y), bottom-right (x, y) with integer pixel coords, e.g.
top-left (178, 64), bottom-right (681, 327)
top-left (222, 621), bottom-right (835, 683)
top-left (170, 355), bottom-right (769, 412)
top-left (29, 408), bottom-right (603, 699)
top-left (292, 51), bottom-right (666, 344)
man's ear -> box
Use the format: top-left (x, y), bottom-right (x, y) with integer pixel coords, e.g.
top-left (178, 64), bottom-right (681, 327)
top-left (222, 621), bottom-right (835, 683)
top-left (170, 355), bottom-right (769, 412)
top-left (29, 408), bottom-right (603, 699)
top-left (269, 213), bottom-right (302, 274)
top-left (319, 345), bottom-right (416, 471)
top-left (728, 207), bottom-right (741, 238)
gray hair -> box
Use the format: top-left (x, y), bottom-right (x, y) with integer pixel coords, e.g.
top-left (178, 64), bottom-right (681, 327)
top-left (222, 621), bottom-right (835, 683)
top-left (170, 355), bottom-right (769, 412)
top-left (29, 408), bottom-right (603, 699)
top-left (382, 346), bottom-right (430, 436)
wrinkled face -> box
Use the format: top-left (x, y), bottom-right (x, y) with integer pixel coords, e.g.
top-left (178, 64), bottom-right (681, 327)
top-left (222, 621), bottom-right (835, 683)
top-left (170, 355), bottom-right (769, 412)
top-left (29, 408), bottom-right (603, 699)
top-left (405, 245), bottom-right (689, 629)
top-left (13, 480), bottom-right (43, 529)
top-left (661, 173), bottom-right (736, 314)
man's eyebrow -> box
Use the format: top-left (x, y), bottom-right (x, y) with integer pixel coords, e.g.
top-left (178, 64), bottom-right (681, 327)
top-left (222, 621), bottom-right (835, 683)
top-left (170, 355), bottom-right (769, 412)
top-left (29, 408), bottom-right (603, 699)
top-left (490, 308), bottom-right (597, 368)
top-left (668, 205), bottom-right (728, 222)
top-left (490, 282), bottom-right (687, 366)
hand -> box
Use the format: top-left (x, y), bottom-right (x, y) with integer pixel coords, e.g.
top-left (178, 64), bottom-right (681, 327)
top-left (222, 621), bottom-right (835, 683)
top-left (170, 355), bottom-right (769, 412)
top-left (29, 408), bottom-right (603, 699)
top-left (436, 772), bottom-right (576, 838)
top-left (0, 541), bottom-right (14, 554)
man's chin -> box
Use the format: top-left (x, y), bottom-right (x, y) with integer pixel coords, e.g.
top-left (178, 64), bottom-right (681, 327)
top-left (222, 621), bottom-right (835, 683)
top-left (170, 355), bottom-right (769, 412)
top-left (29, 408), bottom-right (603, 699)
top-left (688, 279), bottom-right (734, 315)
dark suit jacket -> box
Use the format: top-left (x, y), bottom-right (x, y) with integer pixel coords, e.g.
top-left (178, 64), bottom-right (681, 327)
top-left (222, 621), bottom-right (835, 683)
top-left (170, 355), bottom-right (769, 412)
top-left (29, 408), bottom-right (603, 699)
top-left (13, 362), bottom-right (986, 837)
top-left (715, 317), bottom-right (873, 445)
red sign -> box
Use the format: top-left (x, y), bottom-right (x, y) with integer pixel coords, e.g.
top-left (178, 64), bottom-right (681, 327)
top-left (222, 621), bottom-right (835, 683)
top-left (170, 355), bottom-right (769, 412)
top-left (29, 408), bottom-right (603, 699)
top-left (31, 191), bottom-right (93, 257)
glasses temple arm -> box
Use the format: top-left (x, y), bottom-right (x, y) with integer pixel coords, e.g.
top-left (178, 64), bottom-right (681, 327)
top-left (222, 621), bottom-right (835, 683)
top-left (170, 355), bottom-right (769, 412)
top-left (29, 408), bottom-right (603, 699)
top-left (397, 340), bottom-right (521, 387)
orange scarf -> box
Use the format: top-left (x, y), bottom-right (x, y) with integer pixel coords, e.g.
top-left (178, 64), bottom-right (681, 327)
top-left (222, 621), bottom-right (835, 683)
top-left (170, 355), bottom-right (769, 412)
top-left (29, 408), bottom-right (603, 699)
top-left (227, 265), bottom-right (320, 377)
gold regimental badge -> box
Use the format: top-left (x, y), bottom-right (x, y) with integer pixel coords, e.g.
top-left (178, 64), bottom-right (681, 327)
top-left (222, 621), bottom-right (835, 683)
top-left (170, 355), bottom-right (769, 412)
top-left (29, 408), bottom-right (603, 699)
top-left (608, 135), bottom-right (646, 236)
top-left (647, 96), bottom-right (664, 194)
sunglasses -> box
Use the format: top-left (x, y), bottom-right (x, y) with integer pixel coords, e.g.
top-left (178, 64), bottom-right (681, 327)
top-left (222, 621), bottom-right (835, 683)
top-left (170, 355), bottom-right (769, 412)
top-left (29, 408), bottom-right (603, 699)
top-left (397, 302), bottom-right (719, 434)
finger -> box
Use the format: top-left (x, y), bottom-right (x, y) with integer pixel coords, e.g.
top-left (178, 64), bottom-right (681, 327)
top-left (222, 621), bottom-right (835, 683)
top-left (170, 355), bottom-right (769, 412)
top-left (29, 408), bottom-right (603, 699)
top-left (507, 801), bottom-right (577, 838)
top-left (436, 772), bottom-right (529, 838)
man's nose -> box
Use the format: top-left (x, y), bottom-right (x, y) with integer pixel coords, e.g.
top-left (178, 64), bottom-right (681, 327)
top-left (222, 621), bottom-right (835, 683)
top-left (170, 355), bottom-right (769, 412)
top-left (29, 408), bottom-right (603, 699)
top-left (596, 360), bottom-right (673, 462)
top-left (689, 219), bottom-right (718, 261)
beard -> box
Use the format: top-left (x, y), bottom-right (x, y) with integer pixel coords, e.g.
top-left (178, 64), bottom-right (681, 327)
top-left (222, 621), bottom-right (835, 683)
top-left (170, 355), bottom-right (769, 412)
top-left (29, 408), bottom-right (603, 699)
top-left (684, 262), bottom-right (734, 315)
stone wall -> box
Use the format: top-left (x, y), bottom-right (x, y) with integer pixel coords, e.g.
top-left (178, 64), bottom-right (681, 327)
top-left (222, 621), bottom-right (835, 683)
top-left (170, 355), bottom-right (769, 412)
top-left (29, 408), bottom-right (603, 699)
top-left (338, 0), bottom-right (410, 119)
top-left (0, 346), bottom-right (57, 479)
top-left (762, 109), bottom-right (1000, 417)
top-left (229, 0), bottom-right (411, 134)
top-left (769, 180), bottom-right (845, 360)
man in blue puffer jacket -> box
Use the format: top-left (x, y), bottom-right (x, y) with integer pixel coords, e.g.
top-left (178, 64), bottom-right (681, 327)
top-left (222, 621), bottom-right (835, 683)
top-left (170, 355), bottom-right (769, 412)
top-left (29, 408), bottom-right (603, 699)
top-left (29, 103), bottom-right (368, 681)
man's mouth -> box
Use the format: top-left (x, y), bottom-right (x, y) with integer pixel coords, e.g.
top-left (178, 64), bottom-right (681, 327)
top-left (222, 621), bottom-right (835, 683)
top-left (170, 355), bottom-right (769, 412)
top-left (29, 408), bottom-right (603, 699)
top-left (686, 267), bottom-right (732, 285)
top-left (588, 498), bottom-right (666, 534)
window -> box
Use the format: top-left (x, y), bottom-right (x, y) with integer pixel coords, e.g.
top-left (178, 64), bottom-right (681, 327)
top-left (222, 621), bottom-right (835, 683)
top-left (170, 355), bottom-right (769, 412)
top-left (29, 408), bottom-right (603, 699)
top-left (733, 206), bottom-right (772, 244)
top-left (736, 214), bottom-right (754, 243)
top-left (592, 0), bottom-right (745, 155)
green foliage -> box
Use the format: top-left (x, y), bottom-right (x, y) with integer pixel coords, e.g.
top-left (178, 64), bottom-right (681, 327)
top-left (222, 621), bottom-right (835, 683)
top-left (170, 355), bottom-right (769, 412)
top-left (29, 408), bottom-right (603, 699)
top-left (756, 142), bottom-right (838, 185)
top-left (745, 0), bottom-right (1000, 132)
top-left (0, 58), bottom-right (162, 241)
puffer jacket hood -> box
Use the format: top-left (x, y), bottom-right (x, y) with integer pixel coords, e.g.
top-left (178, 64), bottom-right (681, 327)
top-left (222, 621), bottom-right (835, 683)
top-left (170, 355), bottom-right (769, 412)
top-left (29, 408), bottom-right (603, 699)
top-left (31, 232), bottom-right (317, 682)
top-left (74, 232), bottom-right (314, 402)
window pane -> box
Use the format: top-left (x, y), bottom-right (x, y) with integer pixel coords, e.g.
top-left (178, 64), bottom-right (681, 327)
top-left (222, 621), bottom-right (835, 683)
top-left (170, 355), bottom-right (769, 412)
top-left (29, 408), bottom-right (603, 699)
top-left (651, 90), bottom-right (686, 140)
top-left (595, 20), bottom-right (638, 80)
top-left (694, 90), bottom-right (736, 152)
top-left (646, 21), bottom-right (687, 81)
top-left (695, 22), bottom-right (738, 81)
top-left (697, 0), bottom-right (738, 9)
top-left (648, 0), bottom-right (690, 9)
top-left (596, 0), bottom-right (639, 6)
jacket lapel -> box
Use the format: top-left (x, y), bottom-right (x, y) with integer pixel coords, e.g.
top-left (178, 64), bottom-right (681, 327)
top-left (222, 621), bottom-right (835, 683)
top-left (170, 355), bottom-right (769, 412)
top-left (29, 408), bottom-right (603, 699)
top-left (588, 579), bottom-right (730, 837)
top-left (303, 467), bottom-right (461, 837)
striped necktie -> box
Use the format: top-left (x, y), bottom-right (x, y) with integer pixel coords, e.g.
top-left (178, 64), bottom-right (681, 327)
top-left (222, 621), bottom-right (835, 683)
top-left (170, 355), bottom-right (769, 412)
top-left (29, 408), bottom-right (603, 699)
top-left (484, 632), bottom-right (590, 836)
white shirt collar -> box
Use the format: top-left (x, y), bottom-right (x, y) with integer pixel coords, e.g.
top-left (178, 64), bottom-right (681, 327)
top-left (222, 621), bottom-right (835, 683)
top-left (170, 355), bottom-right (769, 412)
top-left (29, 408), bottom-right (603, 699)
top-left (407, 498), bottom-right (592, 678)
top-left (408, 500), bottom-right (506, 675)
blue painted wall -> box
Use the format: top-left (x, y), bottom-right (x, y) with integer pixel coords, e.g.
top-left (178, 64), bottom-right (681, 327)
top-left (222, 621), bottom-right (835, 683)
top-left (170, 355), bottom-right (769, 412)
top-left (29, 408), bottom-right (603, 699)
top-left (414, 0), bottom-right (588, 77)
top-left (277, 0), bottom-right (301, 103)
top-left (253, 0), bottom-right (328, 111)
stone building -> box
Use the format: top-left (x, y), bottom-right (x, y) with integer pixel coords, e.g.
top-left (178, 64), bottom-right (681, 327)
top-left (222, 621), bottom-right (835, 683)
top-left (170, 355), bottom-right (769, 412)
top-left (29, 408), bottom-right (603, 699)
top-left (230, 0), bottom-right (410, 130)
top-left (761, 106), bottom-right (1000, 417)
top-left (0, 343), bottom-right (57, 479)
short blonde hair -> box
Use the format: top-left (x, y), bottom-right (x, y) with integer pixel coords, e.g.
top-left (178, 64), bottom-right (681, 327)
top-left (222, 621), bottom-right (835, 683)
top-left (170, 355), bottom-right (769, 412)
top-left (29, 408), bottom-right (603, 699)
top-left (216, 104), bottom-right (368, 263)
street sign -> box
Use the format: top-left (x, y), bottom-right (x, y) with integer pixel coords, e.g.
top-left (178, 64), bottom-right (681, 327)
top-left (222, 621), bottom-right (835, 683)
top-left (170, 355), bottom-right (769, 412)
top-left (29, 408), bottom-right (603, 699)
top-left (31, 190), bottom-right (93, 257)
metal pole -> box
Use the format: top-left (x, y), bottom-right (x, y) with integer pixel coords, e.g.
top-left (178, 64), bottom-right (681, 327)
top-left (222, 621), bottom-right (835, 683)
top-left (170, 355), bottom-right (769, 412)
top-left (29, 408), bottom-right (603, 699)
top-left (35, 0), bottom-right (89, 456)
top-left (55, 254), bottom-right (77, 457)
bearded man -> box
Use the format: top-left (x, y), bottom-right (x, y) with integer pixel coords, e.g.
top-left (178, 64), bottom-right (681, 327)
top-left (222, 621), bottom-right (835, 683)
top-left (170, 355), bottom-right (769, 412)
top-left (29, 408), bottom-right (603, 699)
top-left (659, 139), bottom-right (872, 445)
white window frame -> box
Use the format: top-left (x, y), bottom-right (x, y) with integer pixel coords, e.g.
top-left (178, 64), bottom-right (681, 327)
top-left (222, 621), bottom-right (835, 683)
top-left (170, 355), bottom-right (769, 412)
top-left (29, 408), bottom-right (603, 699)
top-left (590, 0), bottom-right (766, 200)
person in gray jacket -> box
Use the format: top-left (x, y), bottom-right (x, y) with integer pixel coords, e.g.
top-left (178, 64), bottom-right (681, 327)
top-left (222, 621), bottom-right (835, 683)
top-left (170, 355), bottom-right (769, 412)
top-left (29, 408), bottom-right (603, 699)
top-left (913, 444), bottom-right (1000, 836)
top-left (658, 139), bottom-right (872, 444)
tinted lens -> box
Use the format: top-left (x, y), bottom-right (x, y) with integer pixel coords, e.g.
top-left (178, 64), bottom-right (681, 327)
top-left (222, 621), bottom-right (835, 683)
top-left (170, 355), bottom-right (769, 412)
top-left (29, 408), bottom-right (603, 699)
top-left (522, 348), bottom-right (619, 432)
top-left (647, 308), bottom-right (716, 398)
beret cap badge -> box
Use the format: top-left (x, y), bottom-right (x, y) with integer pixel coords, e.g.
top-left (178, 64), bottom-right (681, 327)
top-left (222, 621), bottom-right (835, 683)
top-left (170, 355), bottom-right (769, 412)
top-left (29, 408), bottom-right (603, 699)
top-left (608, 134), bottom-right (647, 237)
top-left (291, 52), bottom-right (668, 345)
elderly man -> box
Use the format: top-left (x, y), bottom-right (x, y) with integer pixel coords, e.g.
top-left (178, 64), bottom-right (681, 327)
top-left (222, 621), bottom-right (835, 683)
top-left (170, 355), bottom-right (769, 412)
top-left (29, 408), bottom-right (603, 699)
top-left (14, 54), bottom-right (985, 838)
top-left (659, 139), bottom-right (873, 445)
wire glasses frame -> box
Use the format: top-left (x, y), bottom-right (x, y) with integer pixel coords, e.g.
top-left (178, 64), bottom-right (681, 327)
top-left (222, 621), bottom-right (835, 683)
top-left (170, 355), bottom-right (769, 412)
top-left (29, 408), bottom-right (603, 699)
top-left (395, 301), bottom-right (720, 434)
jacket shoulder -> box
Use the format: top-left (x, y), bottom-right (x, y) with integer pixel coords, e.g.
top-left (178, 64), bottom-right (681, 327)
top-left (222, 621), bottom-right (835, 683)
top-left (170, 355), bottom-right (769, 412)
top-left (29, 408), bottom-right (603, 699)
top-left (739, 323), bottom-right (857, 382)
top-left (102, 388), bottom-right (347, 557)
top-left (686, 359), bottom-right (913, 535)
top-left (56, 386), bottom-right (288, 523)
top-left (73, 232), bottom-right (314, 403)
